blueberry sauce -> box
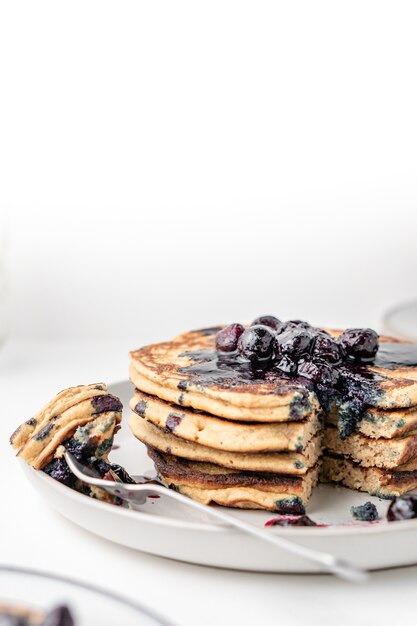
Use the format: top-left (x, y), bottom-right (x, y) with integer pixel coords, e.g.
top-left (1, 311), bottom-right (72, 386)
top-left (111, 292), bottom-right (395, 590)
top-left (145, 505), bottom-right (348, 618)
top-left (177, 318), bottom-right (417, 438)
top-left (265, 515), bottom-right (317, 527)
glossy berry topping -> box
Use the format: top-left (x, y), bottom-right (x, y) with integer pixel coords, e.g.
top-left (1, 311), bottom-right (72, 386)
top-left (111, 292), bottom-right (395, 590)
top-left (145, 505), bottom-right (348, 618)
top-left (312, 333), bottom-right (344, 364)
top-left (276, 327), bottom-right (314, 360)
top-left (297, 357), bottom-right (339, 386)
top-left (350, 501), bottom-right (379, 521)
top-left (339, 328), bottom-right (379, 362)
top-left (251, 315), bottom-right (283, 332)
top-left (276, 354), bottom-right (297, 374)
top-left (238, 325), bottom-right (276, 362)
top-left (387, 495), bottom-right (417, 521)
top-left (216, 323), bottom-right (244, 352)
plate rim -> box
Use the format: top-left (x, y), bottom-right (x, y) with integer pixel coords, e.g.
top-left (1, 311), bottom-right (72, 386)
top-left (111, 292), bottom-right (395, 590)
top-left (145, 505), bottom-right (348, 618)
top-left (23, 461), bottom-right (417, 539)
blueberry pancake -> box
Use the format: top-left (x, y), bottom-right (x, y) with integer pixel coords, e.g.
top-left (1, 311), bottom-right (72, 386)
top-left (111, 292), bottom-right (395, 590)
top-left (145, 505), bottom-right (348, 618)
top-left (130, 317), bottom-right (417, 511)
top-left (130, 327), bottom-right (417, 422)
top-left (129, 328), bottom-right (319, 422)
top-left (129, 389), bottom-right (321, 452)
top-left (322, 454), bottom-right (417, 498)
top-left (10, 384), bottom-right (133, 503)
top-left (147, 446), bottom-right (319, 513)
top-left (11, 386), bottom-right (122, 469)
top-left (130, 415), bottom-right (321, 474)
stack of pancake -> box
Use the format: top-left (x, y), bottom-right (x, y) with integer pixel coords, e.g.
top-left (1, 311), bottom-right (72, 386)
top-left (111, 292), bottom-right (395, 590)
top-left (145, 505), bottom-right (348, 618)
top-left (129, 328), bottom-right (322, 513)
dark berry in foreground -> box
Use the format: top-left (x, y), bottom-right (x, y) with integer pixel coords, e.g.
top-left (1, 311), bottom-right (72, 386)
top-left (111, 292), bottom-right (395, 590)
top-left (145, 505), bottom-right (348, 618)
top-left (251, 315), bottom-right (283, 332)
top-left (387, 495), bottom-right (417, 521)
top-left (339, 328), bottom-right (379, 362)
top-left (298, 357), bottom-right (339, 386)
top-left (351, 501), bottom-right (379, 521)
top-left (216, 323), bottom-right (244, 352)
top-left (238, 325), bottom-right (276, 362)
top-left (276, 328), bottom-right (314, 360)
top-left (40, 606), bottom-right (74, 626)
top-left (313, 333), bottom-right (344, 364)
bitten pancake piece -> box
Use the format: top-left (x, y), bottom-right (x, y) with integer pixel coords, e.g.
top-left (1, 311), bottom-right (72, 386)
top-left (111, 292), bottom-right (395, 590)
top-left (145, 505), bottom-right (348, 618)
top-left (321, 454), bottom-right (417, 498)
top-left (324, 425), bottom-right (417, 469)
top-left (130, 414), bottom-right (321, 474)
top-left (11, 385), bottom-right (122, 470)
top-left (147, 446), bottom-right (319, 512)
top-left (129, 327), bottom-right (319, 422)
top-left (129, 390), bottom-right (321, 452)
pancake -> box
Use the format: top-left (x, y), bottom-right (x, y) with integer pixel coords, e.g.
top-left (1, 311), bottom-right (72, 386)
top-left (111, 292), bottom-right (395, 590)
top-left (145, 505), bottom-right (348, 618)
top-left (326, 405), bottom-right (417, 439)
top-left (322, 454), bottom-right (417, 498)
top-left (129, 328), bottom-right (319, 422)
top-left (129, 389), bottom-right (321, 452)
top-left (130, 329), bottom-right (417, 422)
top-left (10, 383), bottom-right (109, 450)
top-left (130, 414), bottom-right (321, 474)
top-left (11, 384), bottom-right (122, 470)
top-left (147, 446), bottom-right (319, 513)
top-left (324, 425), bottom-right (417, 469)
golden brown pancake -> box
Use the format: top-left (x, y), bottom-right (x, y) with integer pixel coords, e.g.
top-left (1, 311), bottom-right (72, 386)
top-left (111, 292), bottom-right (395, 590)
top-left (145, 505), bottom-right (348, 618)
top-left (322, 454), bottom-right (417, 498)
top-left (129, 389), bottom-right (321, 452)
top-left (130, 328), bottom-right (319, 422)
top-left (147, 446), bottom-right (319, 512)
top-left (130, 329), bottom-right (417, 422)
top-left (130, 414), bottom-right (321, 474)
top-left (324, 425), bottom-right (417, 469)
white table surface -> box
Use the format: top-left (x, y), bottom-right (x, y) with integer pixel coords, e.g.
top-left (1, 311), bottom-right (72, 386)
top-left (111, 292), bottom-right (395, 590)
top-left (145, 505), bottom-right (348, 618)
top-left (1, 337), bottom-right (416, 626)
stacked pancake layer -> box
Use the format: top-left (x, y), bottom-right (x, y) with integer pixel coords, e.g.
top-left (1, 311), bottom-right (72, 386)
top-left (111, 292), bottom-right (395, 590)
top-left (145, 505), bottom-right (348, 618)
top-left (129, 329), bottom-right (323, 513)
top-left (322, 406), bottom-right (417, 498)
top-left (130, 327), bottom-right (417, 510)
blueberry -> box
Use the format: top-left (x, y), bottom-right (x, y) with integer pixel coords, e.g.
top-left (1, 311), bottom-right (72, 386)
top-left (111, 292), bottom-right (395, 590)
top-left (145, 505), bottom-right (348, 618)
top-left (216, 323), bottom-right (245, 352)
top-left (387, 495), bottom-right (417, 521)
top-left (298, 357), bottom-right (339, 386)
top-left (276, 328), bottom-right (314, 360)
top-left (286, 319), bottom-right (311, 329)
top-left (351, 501), bottom-right (379, 521)
top-left (312, 333), bottom-right (344, 364)
top-left (276, 354), bottom-right (297, 374)
top-left (40, 606), bottom-right (74, 626)
top-left (251, 315), bottom-right (283, 332)
top-left (238, 325), bottom-right (276, 362)
top-left (339, 328), bottom-right (379, 362)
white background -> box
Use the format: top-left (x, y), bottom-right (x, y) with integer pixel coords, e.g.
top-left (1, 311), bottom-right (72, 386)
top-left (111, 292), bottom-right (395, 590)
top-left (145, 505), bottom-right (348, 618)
top-left (1, 2), bottom-right (417, 625)
top-left (1, 0), bottom-right (417, 343)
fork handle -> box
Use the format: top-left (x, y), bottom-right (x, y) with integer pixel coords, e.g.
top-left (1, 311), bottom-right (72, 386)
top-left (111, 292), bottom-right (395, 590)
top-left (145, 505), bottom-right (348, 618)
top-left (147, 485), bottom-right (367, 583)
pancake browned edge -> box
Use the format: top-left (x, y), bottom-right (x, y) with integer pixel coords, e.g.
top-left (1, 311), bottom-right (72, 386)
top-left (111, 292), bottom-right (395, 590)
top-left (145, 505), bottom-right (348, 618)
top-left (147, 446), bottom-right (319, 513)
top-left (130, 414), bottom-right (322, 474)
top-left (129, 389), bottom-right (321, 453)
top-left (322, 454), bottom-right (417, 498)
top-left (130, 329), bottom-right (417, 421)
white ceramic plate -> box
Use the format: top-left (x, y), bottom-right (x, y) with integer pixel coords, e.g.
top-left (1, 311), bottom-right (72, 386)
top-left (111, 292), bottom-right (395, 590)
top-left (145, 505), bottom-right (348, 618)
top-left (0, 565), bottom-right (172, 625)
top-left (21, 381), bottom-right (417, 574)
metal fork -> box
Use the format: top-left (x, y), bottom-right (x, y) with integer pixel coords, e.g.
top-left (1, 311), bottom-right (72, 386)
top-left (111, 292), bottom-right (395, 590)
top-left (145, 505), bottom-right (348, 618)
top-left (64, 451), bottom-right (368, 583)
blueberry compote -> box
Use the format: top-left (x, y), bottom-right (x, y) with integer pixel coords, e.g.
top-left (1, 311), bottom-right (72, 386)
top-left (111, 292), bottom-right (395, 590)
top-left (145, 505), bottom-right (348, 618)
top-left (265, 515), bottom-right (317, 527)
top-left (179, 318), bottom-right (417, 438)
top-left (387, 495), bottom-right (417, 521)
